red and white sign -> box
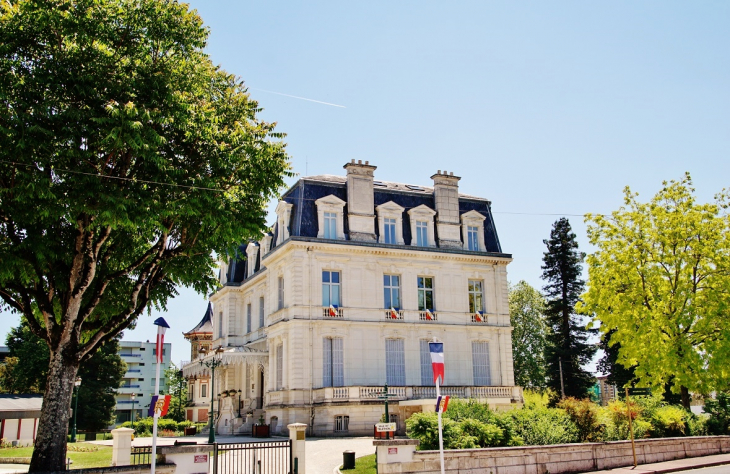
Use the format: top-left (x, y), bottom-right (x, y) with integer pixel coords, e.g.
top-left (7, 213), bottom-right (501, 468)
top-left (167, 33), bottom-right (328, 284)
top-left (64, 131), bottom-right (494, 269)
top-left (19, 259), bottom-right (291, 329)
top-left (388, 448), bottom-right (398, 455)
top-left (194, 454), bottom-right (208, 463)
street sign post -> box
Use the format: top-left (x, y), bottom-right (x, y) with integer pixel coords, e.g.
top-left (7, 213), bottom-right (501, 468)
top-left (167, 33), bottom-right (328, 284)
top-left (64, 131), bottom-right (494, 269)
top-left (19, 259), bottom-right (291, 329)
top-left (376, 423), bottom-right (397, 432)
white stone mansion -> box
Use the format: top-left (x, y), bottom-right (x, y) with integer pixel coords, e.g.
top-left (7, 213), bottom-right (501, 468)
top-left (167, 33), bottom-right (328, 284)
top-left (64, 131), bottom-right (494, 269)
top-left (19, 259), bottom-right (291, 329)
top-left (182, 160), bottom-right (521, 436)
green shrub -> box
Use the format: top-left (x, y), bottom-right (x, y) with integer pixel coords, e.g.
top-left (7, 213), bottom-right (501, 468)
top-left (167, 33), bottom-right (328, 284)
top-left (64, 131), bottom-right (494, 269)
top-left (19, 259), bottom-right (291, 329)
top-left (522, 390), bottom-right (551, 409)
top-left (602, 400), bottom-right (651, 441)
top-left (705, 392), bottom-right (730, 435)
top-left (457, 418), bottom-right (504, 447)
top-left (686, 413), bottom-right (709, 436)
top-left (650, 405), bottom-right (686, 438)
top-left (510, 407), bottom-right (579, 445)
top-left (558, 397), bottom-right (604, 442)
top-left (444, 399), bottom-right (520, 447)
top-left (406, 412), bottom-right (461, 450)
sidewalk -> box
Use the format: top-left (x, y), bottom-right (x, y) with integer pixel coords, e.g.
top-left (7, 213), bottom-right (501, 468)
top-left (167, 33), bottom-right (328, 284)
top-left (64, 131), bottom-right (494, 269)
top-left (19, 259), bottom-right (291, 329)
top-left (580, 453), bottom-right (730, 474)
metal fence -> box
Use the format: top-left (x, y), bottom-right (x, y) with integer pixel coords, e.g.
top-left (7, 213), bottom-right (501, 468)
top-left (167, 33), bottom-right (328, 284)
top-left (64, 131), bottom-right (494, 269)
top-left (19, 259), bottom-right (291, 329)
top-left (213, 440), bottom-right (292, 474)
top-left (131, 446), bottom-right (153, 465)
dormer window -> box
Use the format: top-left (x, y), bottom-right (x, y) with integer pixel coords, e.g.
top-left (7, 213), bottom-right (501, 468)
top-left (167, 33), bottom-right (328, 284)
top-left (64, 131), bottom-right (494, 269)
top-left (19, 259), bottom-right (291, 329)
top-left (275, 201), bottom-right (294, 245)
top-left (407, 205), bottom-right (436, 247)
top-left (315, 195), bottom-right (346, 240)
top-left (461, 210), bottom-right (487, 252)
top-left (375, 201), bottom-right (405, 245)
top-left (245, 243), bottom-right (259, 278)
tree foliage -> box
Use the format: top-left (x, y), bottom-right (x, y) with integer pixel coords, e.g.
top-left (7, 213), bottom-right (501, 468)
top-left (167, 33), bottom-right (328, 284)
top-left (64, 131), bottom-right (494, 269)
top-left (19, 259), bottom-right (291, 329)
top-left (0, 0), bottom-right (290, 469)
top-left (580, 174), bottom-right (730, 408)
top-left (164, 364), bottom-right (187, 423)
top-left (509, 281), bottom-right (548, 390)
top-left (542, 218), bottom-right (597, 401)
top-left (597, 329), bottom-right (636, 389)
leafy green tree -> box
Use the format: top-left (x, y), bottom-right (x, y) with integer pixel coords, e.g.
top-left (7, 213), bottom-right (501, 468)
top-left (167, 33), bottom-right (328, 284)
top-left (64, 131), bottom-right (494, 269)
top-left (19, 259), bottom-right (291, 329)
top-left (0, 0), bottom-right (290, 468)
top-left (1, 321), bottom-right (125, 430)
top-left (597, 329), bottom-right (636, 389)
top-left (580, 174), bottom-right (730, 408)
top-left (0, 357), bottom-right (20, 394)
top-left (509, 281), bottom-right (548, 390)
top-left (541, 218), bottom-right (597, 401)
top-left (164, 364), bottom-right (188, 423)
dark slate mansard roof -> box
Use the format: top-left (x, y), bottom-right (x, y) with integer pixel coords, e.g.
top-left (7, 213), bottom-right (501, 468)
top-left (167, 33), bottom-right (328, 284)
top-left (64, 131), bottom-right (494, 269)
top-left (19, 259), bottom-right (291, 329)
top-left (225, 174), bottom-right (507, 285)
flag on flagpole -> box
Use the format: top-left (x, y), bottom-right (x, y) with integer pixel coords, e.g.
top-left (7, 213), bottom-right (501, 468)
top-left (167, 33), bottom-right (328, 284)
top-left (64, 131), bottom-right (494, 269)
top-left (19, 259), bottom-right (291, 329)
top-left (429, 342), bottom-right (445, 384)
top-left (474, 311), bottom-right (483, 322)
top-left (435, 395), bottom-right (450, 413)
top-left (425, 309), bottom-right (434, 320)
top-left (329, 304), bottom-right (338, 317)
top-left (390, 307), bottom-right (399, 319)
top-left (154, 317), bottom-right (170, 364)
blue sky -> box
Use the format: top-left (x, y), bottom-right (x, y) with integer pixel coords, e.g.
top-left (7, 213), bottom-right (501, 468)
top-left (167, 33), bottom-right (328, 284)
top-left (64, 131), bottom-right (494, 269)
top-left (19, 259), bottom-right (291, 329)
top-left (2, 1), bottom-right (729, 368)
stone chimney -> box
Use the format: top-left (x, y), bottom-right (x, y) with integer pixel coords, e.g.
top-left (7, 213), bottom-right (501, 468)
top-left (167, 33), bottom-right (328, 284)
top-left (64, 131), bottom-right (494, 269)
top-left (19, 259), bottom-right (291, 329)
top-left (431, 170), bottom-right (462, 249)
top-left (344, 159), bottom-right (377, 242)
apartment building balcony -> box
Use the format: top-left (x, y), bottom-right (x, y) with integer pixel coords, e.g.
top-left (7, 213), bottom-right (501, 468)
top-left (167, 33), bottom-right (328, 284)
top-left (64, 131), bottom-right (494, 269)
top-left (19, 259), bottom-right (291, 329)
top-left (268, 307), bottom-right (509, 327)
top-left (266, 385), bottom-right (522, 407)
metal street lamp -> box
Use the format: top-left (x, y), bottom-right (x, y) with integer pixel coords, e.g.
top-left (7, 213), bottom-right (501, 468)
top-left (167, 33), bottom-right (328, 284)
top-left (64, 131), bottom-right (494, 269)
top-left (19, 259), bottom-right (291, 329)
top-left (70, 377), bottom-right (82, 443)
top-left (131, 393), bottom-right (136, 424)
top-left (199, 346), bottom-right (225, 443)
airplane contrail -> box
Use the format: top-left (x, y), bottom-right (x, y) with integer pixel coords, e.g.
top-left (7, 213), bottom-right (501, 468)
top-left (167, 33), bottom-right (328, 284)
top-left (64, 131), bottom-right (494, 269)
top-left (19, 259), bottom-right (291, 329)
top-left (249, 87), bottom-right (346, 108)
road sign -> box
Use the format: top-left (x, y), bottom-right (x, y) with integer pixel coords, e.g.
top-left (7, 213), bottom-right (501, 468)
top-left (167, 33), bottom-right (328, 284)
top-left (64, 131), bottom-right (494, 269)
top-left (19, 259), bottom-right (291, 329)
top-left (376, 422), bottom-right (396, 432)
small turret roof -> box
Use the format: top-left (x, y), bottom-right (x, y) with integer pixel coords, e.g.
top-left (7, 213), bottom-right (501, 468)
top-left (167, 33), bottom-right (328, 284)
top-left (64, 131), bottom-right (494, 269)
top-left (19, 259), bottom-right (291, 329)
top-left (184, 303), bottom-right (213, 336)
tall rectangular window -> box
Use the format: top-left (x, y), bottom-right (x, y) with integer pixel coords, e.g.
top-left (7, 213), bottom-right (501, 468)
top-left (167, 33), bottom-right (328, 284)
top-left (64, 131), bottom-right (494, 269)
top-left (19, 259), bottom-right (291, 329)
top-left (472, 342), bottom-right (491, 385)
top-left (259, 296), bottom-right (265, 328)
top-left (322, 271), bottom-right (341, 307)
top-left (467, 226), bottom-right (479, 251)
top-left (383, 275), bottom-right (401, 309)
top-left (246, 303), bottom-right (252, 333)
top-left (323, 212), bottom-right (337, 239)
top-left (278, 277), bottom-right (284, 310)
top-left (417, 277), bottom-right (434, 311)
top-left (218, 312), bottom-right (223, 338)
top-left (201, 384), bottom-right (208, 398)
top-left (383, 218), bottom-right (396, 244)
top-left (420, 340), bottom-right (434, 386)
top-left (416, 221), bottom-right (428, 246)
top-left (323, 337), bottom-right (344, 387)
top-left (468, 280), bottom-right (484, 313)
top-left (386, 339), bottom-right (406, 386)
top-left (276, 343), bottom-right (283, 390)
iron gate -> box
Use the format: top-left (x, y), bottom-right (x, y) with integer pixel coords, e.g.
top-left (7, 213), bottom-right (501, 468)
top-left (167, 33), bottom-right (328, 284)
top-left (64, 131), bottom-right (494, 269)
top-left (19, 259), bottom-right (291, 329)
top-left (213, 440), bottom-right (293, 474)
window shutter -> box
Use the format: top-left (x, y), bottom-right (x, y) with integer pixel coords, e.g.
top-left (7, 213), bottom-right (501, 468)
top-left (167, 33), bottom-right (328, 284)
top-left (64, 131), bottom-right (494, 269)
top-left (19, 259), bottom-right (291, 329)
top-left (333, 337), bottom-right (344, 387)
top-left (276, 343), bottom-right (283, 389)
top-left (472, 342), bottom-right (491, 385)
top-left (386, 339), bottom-right (405, 386)
top-left (323, 338), bottom-right (332, 387)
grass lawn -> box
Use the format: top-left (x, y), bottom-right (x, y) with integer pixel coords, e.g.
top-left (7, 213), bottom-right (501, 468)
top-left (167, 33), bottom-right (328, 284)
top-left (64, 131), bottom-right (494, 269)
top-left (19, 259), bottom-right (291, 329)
top-left (340, 453), bottom-right (376, 474)
top-left (0, 443), bottom-right (113, 469)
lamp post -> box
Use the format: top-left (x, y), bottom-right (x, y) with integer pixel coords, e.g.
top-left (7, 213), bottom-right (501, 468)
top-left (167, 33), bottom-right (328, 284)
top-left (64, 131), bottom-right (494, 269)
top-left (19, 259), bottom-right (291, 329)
top-left (70, 377), bottom-right (82, 442)
top-left (199, 346), bottom-right (225, 443)
top-left (131, 393), bottom-right (136, 424)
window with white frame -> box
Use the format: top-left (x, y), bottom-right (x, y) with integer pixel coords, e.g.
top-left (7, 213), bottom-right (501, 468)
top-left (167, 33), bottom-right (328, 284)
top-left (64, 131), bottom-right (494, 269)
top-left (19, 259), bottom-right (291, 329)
top-left (322, 271), bottom-right (341, 307)
top-left (467, 226), bottom-right (479, 251)
top-left (217, 312), bottom-right (223, 338)
top-left (275, 201), bottom-right (293, 245)
top-left (323, 337), bottom-right (344, 387)
top-left (201, 384), bottom-right (208, 398)
top-left (244, 303), bottom-right (250, 333)
top-left (334, 415), bottom-right (349, 432)
top-left (315, 195), bottom-right (346, 240)
top-left (383, 218), bottom-right (397, 244)
top-left (420, 340), bottom-right (435, 386)
top-left (376, 201), bottom-right (405, 245)
top-left (416, 221), bottom-right (428, 246)
top-left (383, 275), bottom-right (401, 309)
top-left (386, 338), bottom-right (406, 386)
top-left (461, 210), bottom-right (486, 252)
top-left (259, 296), bottom-right (265, 328)
top-left (468, 280), bottom-right (484, 313)
top-left (472, 341), bottom-right (491, 385)
top-left (417, 277), bottom-right (434, 311)
top-left (276, 343), bottom-right (283, 390)
top-left (278, 276), bottom-right (284, 310)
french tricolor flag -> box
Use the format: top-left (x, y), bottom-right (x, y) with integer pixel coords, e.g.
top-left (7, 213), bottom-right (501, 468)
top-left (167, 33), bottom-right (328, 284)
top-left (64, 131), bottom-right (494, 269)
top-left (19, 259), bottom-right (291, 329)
top-left (390, 307), bottom-right (399, 319)
top-left (474, 311), bottom-right (483, 322)
top-left (329, 304), bottom-right (338, 317)
top-left (154, 317), bottom-right (170, 364)
top-left (429, 342), bottom-right (445, 385)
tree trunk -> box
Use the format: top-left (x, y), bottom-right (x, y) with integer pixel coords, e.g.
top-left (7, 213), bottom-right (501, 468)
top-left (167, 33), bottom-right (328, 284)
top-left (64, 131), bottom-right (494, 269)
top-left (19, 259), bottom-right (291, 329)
top-left (680, 385), bottom-right (691, 410)
top-left (29, 349), bottom-right (79, 473)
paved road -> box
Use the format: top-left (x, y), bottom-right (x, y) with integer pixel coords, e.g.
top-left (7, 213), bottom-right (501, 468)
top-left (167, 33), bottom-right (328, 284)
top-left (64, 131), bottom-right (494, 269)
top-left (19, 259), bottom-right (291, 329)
top-left (670, 467), bottom-right (730, 474)
top-left (305, 437), bottom-right (375, 474)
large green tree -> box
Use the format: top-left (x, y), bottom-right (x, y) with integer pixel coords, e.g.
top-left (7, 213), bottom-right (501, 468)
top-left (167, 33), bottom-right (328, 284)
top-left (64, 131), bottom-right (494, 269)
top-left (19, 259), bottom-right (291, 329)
top-left (0, 0), bottom-right (290, 470)
top-left (580, 174), bottom-right (730, 408)
top-left (2, 321), bottom-right (126, 430)
top-left (542, 218), bottom-right (597, 401)
top-left (163, 364), bottom-right (187, 423)
top-left (596, 329), bottom-right (636, 390)
top-left (509, 280), bottom-right (548, 390)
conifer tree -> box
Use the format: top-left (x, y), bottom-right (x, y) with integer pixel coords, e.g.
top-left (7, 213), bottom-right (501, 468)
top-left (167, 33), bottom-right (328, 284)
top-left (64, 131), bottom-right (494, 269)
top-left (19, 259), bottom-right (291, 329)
top-left (541, 218), bottom-right (596, 400)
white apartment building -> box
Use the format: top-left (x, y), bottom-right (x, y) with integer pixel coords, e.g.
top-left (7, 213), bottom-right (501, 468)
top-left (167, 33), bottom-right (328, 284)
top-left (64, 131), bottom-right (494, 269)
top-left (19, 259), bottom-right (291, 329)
top-left (115, 340), bottom-right (172, 424)
top-left (182, 161), bottom-right (521, 436)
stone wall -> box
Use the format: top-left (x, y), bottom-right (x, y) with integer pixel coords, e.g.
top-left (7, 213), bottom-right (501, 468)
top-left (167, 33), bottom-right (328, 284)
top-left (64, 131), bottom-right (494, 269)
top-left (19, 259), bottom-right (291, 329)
top-left (375, 436), bottom-right (730, 474)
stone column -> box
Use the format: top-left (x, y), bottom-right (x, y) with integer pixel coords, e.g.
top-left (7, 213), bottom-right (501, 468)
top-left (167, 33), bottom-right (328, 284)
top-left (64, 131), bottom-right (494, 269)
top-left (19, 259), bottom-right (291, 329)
top-left (344, 159), bottom-right (377, 242)
top-left (373, 439), bottom-right (420, 472)
top-left (111, 427), bottom-right (134, 466)
top-left (431, 171), bottom-right (462, 249)
top-left (288, 423), bottom-right (307, 474)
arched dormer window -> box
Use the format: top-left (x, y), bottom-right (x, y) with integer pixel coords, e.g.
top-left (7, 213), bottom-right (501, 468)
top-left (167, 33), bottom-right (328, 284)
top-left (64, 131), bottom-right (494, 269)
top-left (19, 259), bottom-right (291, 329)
top-left (407, 204), bottom-right (436, 247)
top-left (460, 210), bottom-right (486, 251)
top-left (375, 201), bottom-right (405, 245)
top-left (275, 201), bottom-right (293, 245)
top-left (315, 195), bottom-right (346, 240)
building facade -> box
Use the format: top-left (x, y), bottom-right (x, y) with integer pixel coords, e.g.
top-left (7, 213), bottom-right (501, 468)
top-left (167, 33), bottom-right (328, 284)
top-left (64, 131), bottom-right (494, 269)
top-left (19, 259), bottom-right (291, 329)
top-left (115, 340), bottom-right (172, 424)
top-left (183, 161), bottom-right (521, 436)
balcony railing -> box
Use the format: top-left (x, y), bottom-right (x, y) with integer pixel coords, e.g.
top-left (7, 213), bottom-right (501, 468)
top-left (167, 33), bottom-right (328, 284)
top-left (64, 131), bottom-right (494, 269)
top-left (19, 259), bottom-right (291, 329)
top-left (322, 307), bottom-right (344, 318)
top-left (384, 310), bottom-right (404, 320)
top-left (120, 353), bottom-right (141, 357)
top-left (419, 311), bottom-right (438, 321)
top-left (310, 385), bottom-right (521, 404)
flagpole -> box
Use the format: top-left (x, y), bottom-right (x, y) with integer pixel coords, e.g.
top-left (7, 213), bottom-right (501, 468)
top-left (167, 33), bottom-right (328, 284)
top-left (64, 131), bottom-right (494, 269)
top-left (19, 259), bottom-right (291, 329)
top-left (151, 317), bottom-right (169, 474)
top-left (436, 376), bottom-right (445, 474)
